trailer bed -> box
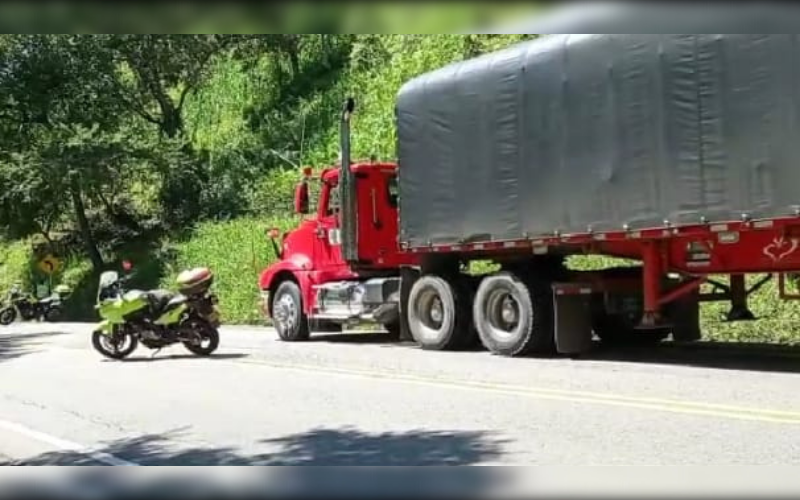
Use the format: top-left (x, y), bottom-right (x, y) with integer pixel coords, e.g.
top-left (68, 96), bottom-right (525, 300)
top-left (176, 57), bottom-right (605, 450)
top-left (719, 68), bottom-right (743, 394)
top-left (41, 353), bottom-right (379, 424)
top-left (396, 34), bottom-right (800, 249)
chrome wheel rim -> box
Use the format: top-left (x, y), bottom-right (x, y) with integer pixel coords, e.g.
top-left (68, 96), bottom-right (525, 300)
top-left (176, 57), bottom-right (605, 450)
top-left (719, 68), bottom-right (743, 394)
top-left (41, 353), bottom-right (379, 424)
top-left (274, 293), bottom-right (298, 335)
top-left (485, 289), bottom-right (522, 342)
top-left (417, 290), bottom-right (444, 330)
top-left (101, 333), bottom-right (132, 354)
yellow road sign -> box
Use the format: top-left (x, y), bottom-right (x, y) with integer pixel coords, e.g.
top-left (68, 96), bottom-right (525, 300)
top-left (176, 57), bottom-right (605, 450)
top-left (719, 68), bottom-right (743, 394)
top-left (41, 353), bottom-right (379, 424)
top-left (38, 255), bottom-right (62, 275)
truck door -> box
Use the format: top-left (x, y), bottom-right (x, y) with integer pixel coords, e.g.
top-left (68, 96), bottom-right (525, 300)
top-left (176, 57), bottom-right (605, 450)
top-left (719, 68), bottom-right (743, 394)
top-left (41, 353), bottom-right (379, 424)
top-left (312, 179), bottom-right (348, 276)
top-left (355, 170), bottom-right (400, 266)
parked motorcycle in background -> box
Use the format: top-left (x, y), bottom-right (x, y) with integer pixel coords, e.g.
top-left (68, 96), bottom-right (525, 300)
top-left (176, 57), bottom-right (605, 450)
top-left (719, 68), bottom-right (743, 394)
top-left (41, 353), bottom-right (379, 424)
top-left (0, 283), bottom-right (71, 325)
top-left (92, 262), bottom-right (221, 360)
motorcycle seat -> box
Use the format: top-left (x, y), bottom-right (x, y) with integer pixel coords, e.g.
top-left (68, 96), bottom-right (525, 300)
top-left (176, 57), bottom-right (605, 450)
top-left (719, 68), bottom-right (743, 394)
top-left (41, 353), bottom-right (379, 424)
top-left (146, 290), bottom-right (187, 316)
top-left (165, 294), bottom-right (188, 310)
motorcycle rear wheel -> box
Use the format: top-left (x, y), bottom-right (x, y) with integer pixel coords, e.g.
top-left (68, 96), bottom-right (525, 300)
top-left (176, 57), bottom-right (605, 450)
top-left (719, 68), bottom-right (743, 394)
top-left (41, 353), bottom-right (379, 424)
top-left (183, 322), bottom-right (219, 357)
top-left (92, 329), bottom-right (138, 360)
top-left (0, 307), bottom-right (16, 326)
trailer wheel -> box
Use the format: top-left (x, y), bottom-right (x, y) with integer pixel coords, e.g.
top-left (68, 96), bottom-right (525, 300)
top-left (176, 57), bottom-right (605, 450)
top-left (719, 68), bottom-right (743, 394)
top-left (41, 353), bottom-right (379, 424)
top-left (272, 281), bottom-right (310, 342)
top-left (473, 272), bottom-right (555, 357)
top-left (407, 275), bottom-right (469, 351)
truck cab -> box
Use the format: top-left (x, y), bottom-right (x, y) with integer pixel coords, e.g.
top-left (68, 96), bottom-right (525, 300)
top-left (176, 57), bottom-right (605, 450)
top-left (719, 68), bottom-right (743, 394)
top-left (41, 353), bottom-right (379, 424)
top-left (259, 155), bottom-right (417, 341)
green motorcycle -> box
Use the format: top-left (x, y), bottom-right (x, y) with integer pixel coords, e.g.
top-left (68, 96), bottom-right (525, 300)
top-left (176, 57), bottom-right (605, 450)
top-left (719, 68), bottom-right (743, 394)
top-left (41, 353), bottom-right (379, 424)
top-left (92, 264), bottom-right (221, 360)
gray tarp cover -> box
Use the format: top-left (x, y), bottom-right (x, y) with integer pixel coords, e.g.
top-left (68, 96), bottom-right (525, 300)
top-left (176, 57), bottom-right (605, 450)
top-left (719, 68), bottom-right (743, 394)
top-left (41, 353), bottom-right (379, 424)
top-left (396, 34), bottom-right (800, 247)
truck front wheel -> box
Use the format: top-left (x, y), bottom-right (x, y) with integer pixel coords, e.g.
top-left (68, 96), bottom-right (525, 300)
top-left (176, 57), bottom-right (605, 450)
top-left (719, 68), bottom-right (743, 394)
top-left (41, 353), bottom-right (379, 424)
top-left (407, 275), bottom-right (470, 351)
top-left (272, 281), bottom-right (310, 342)
top-left (473, 272), bottom-right (555, 357)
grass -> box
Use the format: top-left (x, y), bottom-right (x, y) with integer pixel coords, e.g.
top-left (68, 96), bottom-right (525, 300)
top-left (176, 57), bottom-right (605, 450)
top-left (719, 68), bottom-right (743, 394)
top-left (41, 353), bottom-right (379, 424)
top-left (160, 215), bottom-right (296, 325)
top-left (0, 239), bottom-right (33, 292)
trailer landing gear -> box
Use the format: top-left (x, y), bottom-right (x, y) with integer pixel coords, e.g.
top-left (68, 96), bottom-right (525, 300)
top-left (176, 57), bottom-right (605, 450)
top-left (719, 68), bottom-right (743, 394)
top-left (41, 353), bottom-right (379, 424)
top-left (727, 275), bottom-right (756, 321)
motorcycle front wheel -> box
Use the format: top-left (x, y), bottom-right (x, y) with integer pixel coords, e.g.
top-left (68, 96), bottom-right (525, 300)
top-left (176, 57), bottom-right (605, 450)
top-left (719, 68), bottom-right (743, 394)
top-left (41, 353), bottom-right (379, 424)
top-left (182, 321), bottom-right (219, 357)
top-left (0, 307), bottom-right (16, 326)
top-left (92, 329), bottom-right (138, 360)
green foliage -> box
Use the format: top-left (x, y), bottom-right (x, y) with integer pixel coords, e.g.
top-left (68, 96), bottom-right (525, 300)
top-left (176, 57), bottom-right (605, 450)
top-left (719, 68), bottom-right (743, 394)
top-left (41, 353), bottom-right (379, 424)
top-left (103, 34), bottom-right (237, 138)
top-left (0, 239), bottom-right (32, 292)
top-left (162, 216), bottom-right (296, 324)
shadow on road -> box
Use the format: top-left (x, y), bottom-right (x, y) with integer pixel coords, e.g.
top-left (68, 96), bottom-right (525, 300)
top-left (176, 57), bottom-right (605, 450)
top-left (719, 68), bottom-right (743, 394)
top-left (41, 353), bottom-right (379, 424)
top-left (309, 332), bottom-right (404, 346)
top-left (4, 426), bottom-right (504, 466)
top-left (585, 341), bottom-right (800, 375)
top-left (311, 329), bottom-right (800, 374)
top-left (312, 330), bottom-right (800, 374)
top-left (0, 330), bottom-right (70, 363)
top-left (113, 353), bottom-right (250, 363)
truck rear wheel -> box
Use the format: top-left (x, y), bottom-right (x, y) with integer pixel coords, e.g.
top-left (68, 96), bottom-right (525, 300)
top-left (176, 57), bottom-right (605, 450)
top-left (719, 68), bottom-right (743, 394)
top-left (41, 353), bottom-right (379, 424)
top-left (272, 281), bottom-right (310, 342)
top-left (407, 275), bottom-right (470, 351)
top-left (473, 272), bottom-right (555, 357)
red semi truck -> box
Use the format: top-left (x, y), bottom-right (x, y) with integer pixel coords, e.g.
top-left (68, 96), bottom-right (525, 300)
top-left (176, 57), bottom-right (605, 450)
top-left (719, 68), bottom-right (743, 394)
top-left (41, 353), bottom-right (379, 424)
top-left (259, 34), bottom-right (800, 357)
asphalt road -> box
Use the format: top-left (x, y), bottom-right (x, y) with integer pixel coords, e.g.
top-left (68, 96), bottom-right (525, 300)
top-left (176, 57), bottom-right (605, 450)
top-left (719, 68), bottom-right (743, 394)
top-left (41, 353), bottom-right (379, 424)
top-left (3, 322), bottom-right (800, 467)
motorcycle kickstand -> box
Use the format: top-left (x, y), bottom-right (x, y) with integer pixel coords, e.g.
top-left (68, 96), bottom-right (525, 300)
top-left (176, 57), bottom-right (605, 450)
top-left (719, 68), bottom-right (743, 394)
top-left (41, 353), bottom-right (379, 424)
top-left (151, 348), bottom-right (162, 358)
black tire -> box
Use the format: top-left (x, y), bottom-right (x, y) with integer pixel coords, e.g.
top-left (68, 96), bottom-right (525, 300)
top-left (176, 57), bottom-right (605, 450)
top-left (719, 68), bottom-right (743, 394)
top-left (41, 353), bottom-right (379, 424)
top-left (272, 281), bottom-right (310, 342)
top-left (44, 306), bottom-right (62, 323)
top-left (407, 275), bottom-right (470, 351)
top-left (183, 323), bottom-right (220, 357)
top-left (473, 272), bottom-right (555, 357)
top-left (92, 329), bottom-right (138, 360)
top-left (0, 307), bottom-right (16, 326)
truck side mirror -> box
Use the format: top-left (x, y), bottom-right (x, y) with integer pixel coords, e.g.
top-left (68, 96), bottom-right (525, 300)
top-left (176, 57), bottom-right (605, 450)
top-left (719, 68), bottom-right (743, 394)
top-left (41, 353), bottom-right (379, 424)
top-left (294, 180), bottom-right (310, 215)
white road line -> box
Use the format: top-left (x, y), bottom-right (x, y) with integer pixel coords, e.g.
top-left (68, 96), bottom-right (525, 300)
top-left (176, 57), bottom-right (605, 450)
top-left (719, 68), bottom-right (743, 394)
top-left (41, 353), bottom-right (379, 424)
top-left (0, 419), bottom-right (138, 466)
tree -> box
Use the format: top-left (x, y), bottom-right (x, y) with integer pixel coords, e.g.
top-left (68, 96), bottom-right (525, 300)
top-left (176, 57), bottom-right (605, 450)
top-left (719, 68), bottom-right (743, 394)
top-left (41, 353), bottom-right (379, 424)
top-left (0, 35), bottom-right (130, 269)
top-left (0, 151), bottom-right (65, 244)
top-left (103, 35), bottom-right (235, 138)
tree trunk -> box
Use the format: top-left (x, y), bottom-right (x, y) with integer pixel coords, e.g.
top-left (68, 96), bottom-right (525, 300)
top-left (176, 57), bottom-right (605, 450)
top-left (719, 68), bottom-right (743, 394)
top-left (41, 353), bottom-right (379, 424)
top-left (70, 176), bottom-right (103, 270)
top-left (33, 219), bottom-right (54, 246)
top-left (321, 35), bottom-right (332, 68)
top-left (162, 105), bottom-right (183, 139)
top-left (149, 78), bottom-right (183, 138)
top-left (288, 50), bottom-right (300, 77)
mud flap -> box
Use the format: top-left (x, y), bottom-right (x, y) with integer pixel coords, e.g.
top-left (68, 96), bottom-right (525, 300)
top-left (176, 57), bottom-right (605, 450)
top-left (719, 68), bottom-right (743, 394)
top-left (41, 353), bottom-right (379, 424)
top-left (552, 283), bottom-right (594, 355)
top-left (669, 289), bottom-right (702, 342)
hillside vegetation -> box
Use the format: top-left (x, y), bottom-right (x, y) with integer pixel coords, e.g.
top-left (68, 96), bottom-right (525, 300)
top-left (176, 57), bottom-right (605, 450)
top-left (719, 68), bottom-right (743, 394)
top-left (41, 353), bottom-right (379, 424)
top-left (1, 34), bottom-right (798, 342)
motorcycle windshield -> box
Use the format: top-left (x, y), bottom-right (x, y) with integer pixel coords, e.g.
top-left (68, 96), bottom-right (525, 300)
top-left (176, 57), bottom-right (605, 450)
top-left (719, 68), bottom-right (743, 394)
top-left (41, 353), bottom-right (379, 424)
top-left (98, 271), bottom-right (120, 300)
